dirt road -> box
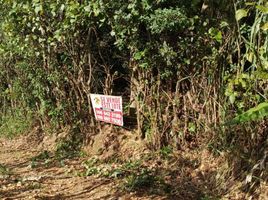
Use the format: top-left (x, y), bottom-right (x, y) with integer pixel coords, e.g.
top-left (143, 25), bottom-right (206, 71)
top-left (0, 137), bottom-right (167, 200)
top-left (1, 132), bottom-right (255, 200)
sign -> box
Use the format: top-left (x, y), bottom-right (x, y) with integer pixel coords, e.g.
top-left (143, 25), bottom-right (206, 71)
top-left (90, 94), bottom-right (123, 126)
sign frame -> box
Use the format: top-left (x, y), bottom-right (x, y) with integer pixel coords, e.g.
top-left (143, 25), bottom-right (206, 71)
top-left (90, 94), bottom-right (123, 126)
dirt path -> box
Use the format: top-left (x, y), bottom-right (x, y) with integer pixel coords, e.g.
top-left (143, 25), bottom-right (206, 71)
top-left (0, 138), bottom-right (167, 200)
top-left (1, 132), bottom-right (267, 200)
top-left (3, 131), bottom-right (252, 200)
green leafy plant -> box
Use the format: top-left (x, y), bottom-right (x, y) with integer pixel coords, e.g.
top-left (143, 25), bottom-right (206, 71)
top-left (55, 139), bottom-right (80, 160)
top-left (0, 110), bottom-right (33, 138)
top-left (159, 146), bottom-right (173, 159)
top-left (32, 150), bottom-right (51, 162)
top-left (124, 169), bottom-right (157, 192)
top-left (30, 150), bottom-right (53, 168)
top-left (55, 127), bottom-right (83, 160)
top-left (227, 102), bottom-right (268, 125)
top-left (123, 168), bottom-right (171, 194)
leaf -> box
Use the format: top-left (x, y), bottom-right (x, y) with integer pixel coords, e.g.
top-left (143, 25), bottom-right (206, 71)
top-left (246, 51), bottom-right (254, 63)
top-left (235, 9), bottom-right (248, 21)
top-left (254, 70), bottom-right (268, 79)
top-left (60, 4), bottom-right (65, 12)
top-left (220, 21), bottom-right (229, 28)
top-left (110, 30), bottom-right (116, 36)
top-left (134, 51), bottom-right (144, 60)
top-left (34, 4), bottom-right (43, 14)
top-left (208, 27), bottom-right (222, 43)
top-left (256, 5), bottom-right (268, 14)
top-left (188, 122), bottom-right (196, 132)
top-left (261, 22), bottom-right (268, 31)
top-left (214, 31), bottom-right (222, 43)
top-left (84, 5), bottom-right (91, 12)
top-left (229, 94), bottom-right (236, 104)
top-left (183, 59), bottom-right (190, 65)
top-left (245, 2), bottom-right (256, 6)
top-left (226, 102), bottom-right (268, 125)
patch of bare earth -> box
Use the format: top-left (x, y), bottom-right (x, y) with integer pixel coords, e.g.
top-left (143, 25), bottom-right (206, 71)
top-left (1, 127), bottom-right (266, 199)
top-left (0, 133), bottom-right (164, 200)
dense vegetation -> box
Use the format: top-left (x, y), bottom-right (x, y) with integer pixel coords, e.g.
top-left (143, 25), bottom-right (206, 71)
top-left (0, 0), bottom-right (267, 198)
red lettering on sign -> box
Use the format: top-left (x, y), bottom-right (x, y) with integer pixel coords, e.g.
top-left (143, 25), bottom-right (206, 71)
top-left (95, 108), bottom-right (123, 126)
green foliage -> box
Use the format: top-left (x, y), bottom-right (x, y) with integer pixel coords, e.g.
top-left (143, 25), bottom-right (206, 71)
top-left (30, 150), bottom-right (52, 168)
top-left (0, 3), bottom-right (267, 198)
top-left (0, 110), bottom-right (33, 138)
top-left (208, 27), bottom-right (222, 43)
top-left (0, 0), bottom-right (119, 130)
top-left (123, 168), bottom-right (170, 194)
top-left (227, 102), bottom-right (268, 125)
top-left (236, 9), bottom-right (248, 21)
top-left (159, 146), bottom-right (173, 159)
top-left (79, 157), bottom-right (171, 194)
top-left (122, 160), bottom-right (142, 171)
top-left (81, 158), bottom-right (141, 178)
top-left (124, 169), bottom-right (156, 191)
top-left (224, 0), bottom-right (267, 127)
top-left (144, 8), bottom-right (191, 34)
top-left (55, 138), bottom-right (81, 160)
top-left (55, 126), bottom-right (83, 160)
top-left (82, 158), bottom-right (100, 176)
top-left (32, 150), bottom-right (51, 162)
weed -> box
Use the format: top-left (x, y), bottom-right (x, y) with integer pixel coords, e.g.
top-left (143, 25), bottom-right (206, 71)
top-left (30, 150), bottom-right (52, 168)
top-left (81, 158), bottom-right (142, 179)
top-left (85, 167), bottom-right (99, 176)
top-left (0, 110), bottom-right (33, 139)
top-left (27, 182), bottom-right (42, 190)
top-left (124, 169), bottom-right (157, 191)
top-left (122, 160), bottom-right (142, 171)
top-left (108, 168), bottom-right (124, 178)
top-left (78, 150), bottom-right (88, 158)
top-left (122, 166), bottom-right (172, 194)
top-left (55, 127), bottom-right (83, 160)
top-left (159, 146), bottom-right (173, 159)
top-left (80, 157), bottom-right (172, 194)
top-left (0, 163), bottom-right (11, 176)
top-left (83, 158), bottom-right (99, 167)
top-left (104, 154), bottom-right (123, 164)
top-left (32, 150), bottom-right (51, 162)
top-left (82, 158), bottom-right (100, 176)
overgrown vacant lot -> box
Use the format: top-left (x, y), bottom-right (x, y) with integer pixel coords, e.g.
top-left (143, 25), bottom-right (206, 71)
top-left (0, 0), bottom-right (267, 199)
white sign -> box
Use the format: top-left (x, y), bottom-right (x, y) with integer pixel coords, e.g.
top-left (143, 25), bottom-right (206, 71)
top-left (90, 94), bottom-right (123, 126)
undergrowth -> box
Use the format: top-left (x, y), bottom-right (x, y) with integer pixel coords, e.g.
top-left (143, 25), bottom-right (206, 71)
top-left (78, 152), bottom-right (174, 196)
top-left (123, 168), bottom-right (171, 194)
top-left (0, 163), bottom-right (11, 176)
top-left (30, 126), bottom-right (85, 168)
top-left (0, 110), bottom-right (33, 139)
